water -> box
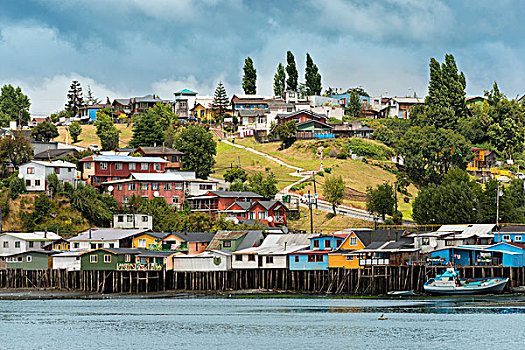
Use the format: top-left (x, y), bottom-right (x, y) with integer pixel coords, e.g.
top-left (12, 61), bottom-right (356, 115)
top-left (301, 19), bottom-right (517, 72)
top-left (1, 296), bottom-right (525, 349)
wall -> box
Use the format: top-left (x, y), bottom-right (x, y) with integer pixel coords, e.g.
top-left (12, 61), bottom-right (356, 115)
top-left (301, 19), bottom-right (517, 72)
top-left (111, 180), bottom-right (184, 207)
top-left (133, 234), bottom-right (160, 249)
top-left (69, 240), bottom-right (120, 251)
top-left (232, 254), bottom-right (258, 269)
top-left (172, 254), bottom-right (231, 271)
top-left (6, 252), bottom-right (50, 270)
top-left (288, 254), bottom-right (328, 270)
top-left (0, 235), bottom-right (49, 256)
top-left (53, 256), bottom-right (81, 271)
top-left (81, 251), bottom-right (125, 270)
top-left (328, 254), bottom-right (360, 269)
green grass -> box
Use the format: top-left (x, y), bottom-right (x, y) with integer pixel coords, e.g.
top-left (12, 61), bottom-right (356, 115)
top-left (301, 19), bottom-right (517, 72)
top-left (54, 124), bottom-right (134, 148)
top-left (288, 208), bottom-right (370, 233)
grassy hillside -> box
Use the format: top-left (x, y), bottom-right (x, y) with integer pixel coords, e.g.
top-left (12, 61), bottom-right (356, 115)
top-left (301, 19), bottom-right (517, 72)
top-left (288, 208), bottom-right (370, 233)
top-left (53, 124), bottom-right (134, 148)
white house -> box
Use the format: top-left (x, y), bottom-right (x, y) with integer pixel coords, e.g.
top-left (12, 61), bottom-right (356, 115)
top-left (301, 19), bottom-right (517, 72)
top-left (0, 231), bottom-right (62, 257)
top-left (68, 228), bottom-right (149, 251)
top-left (185, 179), bottom-right (218, 197)
top-left (172, 250), bottom-right (232, 271)
top-left (113, 214), bottom-right (153, 230)
top-left (18, 160), bottom-right (77, 192)
top-left (412, 224), bottom-right (496, 254)
top-left (52, 251), bottom-right (81, 271)
top-left (232, 234), bottom-right (315, 269)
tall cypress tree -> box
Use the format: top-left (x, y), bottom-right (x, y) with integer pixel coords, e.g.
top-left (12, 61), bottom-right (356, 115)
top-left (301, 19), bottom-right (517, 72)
top-left (273, 63), bottom-right (286, 97)
top-left (212, 81), bottom-right (229, 118)
top-left (285, 51), bottom-right (298, 91)
top-left (65, 80), bottom-right (84, 117)
top-left (242, 57), bottom-right (257, 94)
top-left (305, 53), bottom-right (322, 95)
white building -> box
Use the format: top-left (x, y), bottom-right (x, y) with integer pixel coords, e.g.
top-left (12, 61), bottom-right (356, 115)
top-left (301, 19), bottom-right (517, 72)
top-left (113, 214), bottom-right (153, 230)
top-left (52, 251), bottom-right (81, 271)
top-left (172, 250), bottom-right (231, 271)
top-left (385, 97), bottom-right (424, 119)
top-left (173, 89), bottom-right (198, 119)
top-left (185, 179), bottom-right (218, 197)
top-left (68, 228), bottom-right (149, 251)
top-left (412, 224), bottom-right (496, 254)
top-left (232, 234), bottom-right (315, 269)
top-left (0, 232), bottom-right (62, 257)
top-left (19, 160), bottom-right (77, 192)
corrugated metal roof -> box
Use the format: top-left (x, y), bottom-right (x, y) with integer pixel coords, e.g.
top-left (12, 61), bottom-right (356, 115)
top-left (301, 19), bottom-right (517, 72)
top-left (233, 234), bottom-right (316, 255)
top-left (79, 155), bottom-right (168, 163)
top-left (70, 228), bottom-right (149, 242)
top-left (169, 232), bottom-right (215, 243)
top-left (0, 232), bottom-right (62, 241)
top-left (130, 173), bottom-right (186, 181)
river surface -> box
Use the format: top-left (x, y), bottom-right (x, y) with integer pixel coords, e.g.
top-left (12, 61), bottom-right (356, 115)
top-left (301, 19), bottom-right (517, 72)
top-left (1, 295), bottom-right (525, 349)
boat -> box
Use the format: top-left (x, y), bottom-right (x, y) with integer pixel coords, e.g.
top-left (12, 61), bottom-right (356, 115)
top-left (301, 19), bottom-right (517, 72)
top-left (387, 290), bottom-right (414, 296)
top-left (424, 268), bottom-right (508, 295)
top-left (378, 314), bottom-right (388, 320)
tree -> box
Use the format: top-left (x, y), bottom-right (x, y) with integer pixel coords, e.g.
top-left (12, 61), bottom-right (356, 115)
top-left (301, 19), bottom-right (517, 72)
top-left (70, 184), bottom-right (117, 227)
top-left (85, 85), bottom-right (101, 105)
top-left (0, 84), bottom-right (31, 126)
top-left (344, 90), bottom-right (362, 119)
top-left (396, 125), bottom-right (472, 186)
top-left (224, 167), bottom-right (248, 183)
top-left (69, 122), bottom-right (82, 143)
top-left (242, 57), bottom-right (257, 95)
top-left (129, 108), bottom-right (166, 148)
top-left (304, 53), bottom-right (322, 95)
top-left (173, 124), bottom-right (217, 179)
top-left (65, 80), bottom-right (84, 117)
top-left (0, 131), bottom-right (33, 171)
top-left (212, 81), bottom-right (229, 119)
top-left (366, 183), bottom-right (395, 220)
top-left (152, 102), bottom-right (178, 129)
top-left (274, 120), bottom-right (296, 149)
top-left (247, 172), bottom-right (278, 200)
top-left (46, 173), bottom-right (63, 197)
top-left (273, 63), bottom-right (286, 97)
top-left (9, 177), bottom-right (26, 199)
top-left (94, 108), bottom-right (119, 151)
top-left (31, 122), bottom-right (59, 142)
top-left (323, 175), bottom-right (345, 215)
top-left (285, 51), bottom-right (298, 91)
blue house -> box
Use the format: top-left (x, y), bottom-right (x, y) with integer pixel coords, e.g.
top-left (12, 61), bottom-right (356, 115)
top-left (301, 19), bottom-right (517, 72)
top-left (494, 225), bottom-right (525, 244)
top-left (330, 93), bottom-right (370, 108)
top-left (288, 234), bottom-right (347, 270)
top-left (428, 247), bottom-right (483, 266)
top-left (485, 242), bottom-right (525, 267)
top-left (429, 243), bottom-right (525, 267)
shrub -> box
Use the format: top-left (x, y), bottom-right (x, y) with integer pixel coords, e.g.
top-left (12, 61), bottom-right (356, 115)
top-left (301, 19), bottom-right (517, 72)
top-left (317, 171), bottom-right (324, 177)
top-left (345, 138), bottom-right (393, 160)
top-left (325, 167), bottom-right (332, 174)
top-left (9, 177), bottom-right (26, 199)
top-left (336, 152), bottom-right (348, 159)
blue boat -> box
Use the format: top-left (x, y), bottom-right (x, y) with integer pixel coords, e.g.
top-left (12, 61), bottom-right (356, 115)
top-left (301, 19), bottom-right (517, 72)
top-left (424, 268), bottom-right (508, 295)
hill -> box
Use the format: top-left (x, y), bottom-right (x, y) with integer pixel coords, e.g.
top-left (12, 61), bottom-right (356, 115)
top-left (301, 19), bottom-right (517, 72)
top-left (53, 124), bottom-right (134, 149)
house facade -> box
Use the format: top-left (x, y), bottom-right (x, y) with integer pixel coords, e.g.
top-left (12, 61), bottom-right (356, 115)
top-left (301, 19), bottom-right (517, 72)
top-left (0, 232), bottom-right (62, 257)
top-left (288, 234), bottom-right (348, 270)
top-left (68, 228), bottom-right (149, 251)
top-left (159, 232), bottom-right (215, 255)
top-left (113, 214), bottom-right (153, 230)
top-left (188, 191), bottom-right (263, 212)
top-left (222, 200), bottom-right (288, 227)
top-left (173, 89), bottom-right (198, 119)
top-left (172, 250), bottom-right (232, 271)
top-left (5, 251), bottom-right (54, 270)
top-left (132, 146), bottom-right (184, 171)
top-left (19, 160), bottom-right (77, 192)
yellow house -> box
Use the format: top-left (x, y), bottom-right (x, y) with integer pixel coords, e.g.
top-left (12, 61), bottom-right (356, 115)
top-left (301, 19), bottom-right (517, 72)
top-left (191, 103), bottom-right (214, 122)
top-left (132, 232), bottom-right (166, 250)
top-left (328, 231), bottom-right (365, 269)
top-left (52, 238), bottom-right (71, 251)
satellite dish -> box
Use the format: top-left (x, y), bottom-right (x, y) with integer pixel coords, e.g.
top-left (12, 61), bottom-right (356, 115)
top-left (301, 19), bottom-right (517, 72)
top-left (153, 191), bottom-right (160, 197)
top-left (107, 185), bottom-right (114, 192)
top-left (282, 226), bottom-right (289, 234)
top-left (430, 241), bottom-right (438, 248)
top-left (267, 216), bottom-right (274, 222)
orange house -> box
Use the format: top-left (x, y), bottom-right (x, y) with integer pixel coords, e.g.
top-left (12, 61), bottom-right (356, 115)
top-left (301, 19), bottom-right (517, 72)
top-left (328, 231), bottom-right (366, 269)
top-left (158, 232), bottom-right (215, 255)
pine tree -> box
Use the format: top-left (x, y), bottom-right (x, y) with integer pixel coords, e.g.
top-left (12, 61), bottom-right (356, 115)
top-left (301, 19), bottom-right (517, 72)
top-left (305, 53), bottom-right (322, 95)
top-left (273, 63), bottom-right (286, 97)
top-left (242, 57), bottom-right (257, 94)
top-left (129, 109), bottom-right (165, 147)
top-left (212, 81), bottom-right (229, 118)
top-left (94, 108), bottom-right (119, 151)
top-left (285, 51), bottom-right (298, 91)
top-left (85, 85), bottom-right (101, 105)
top-left (65, 80), bottom-right (84, 117)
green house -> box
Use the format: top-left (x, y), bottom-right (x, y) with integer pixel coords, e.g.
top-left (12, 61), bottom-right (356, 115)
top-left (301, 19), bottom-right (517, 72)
top-left (6, 251), bottom-right (54, 270)
top-left (206, 231), bottom-right (265, 252)
top-left (80, 248), bottom-right (141, 271)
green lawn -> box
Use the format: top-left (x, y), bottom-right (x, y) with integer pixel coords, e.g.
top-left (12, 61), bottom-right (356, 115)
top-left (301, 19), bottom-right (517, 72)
top-left (54, 124), bottom-right (134, 148)
top-left (288, 208), bottom-right (370, 233)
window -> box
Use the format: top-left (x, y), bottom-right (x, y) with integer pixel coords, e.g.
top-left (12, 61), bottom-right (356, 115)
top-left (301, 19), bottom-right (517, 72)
top-left (85, 163), bottom-right (91, 169)
top-left (422, 238), bottom-right (430, 246)
top-left (68, 168), bottom-right (72, 172)
top-left (346, 256), bottom-right (354, 261)
top-left (123, 197), bottom-right (130, 204)
top-left (171, 155), bottom-right (178, 162)
top-left (125, 254), bottom-right (131, 262)
top-left (138, 239), bottom-right (146, 248)
top-left (266, 256), bottom-right (274, 264)
top-left (325, 240), bottom-right (331, 249)
top-left (127, 215), bottom-right (133, 222)
top-left (140, 183), bottom-right (149, 190)
top-left (100, 162), bottom-right (107, 170)
top-left (40, 242), bottom-right (45, 247)
top-left (248, 255), bottom-right (255, 261)
top-left (223, 240), bottom-right (231, 247)
top-left (445, 240), bottom-right (455, 246)
top-left (90, 255), bottom-right (98, 263)
top-left (294, 256), bottom-right (299, 262)
top-left (117, 184), bottom-right (123, 191)
top-left (516, 236), bottom-right (523, 242)
top-left (128, 183), bottom-right (136, 191)
top-left (199, 184), bottom-right (213, 190)
top-left (503, 235), bottom-right (510, 241)
top-left (35, 180), bottom-right (41, 187)
top-left (154, 163), bottom-right (161, 171)
top-left (27, 167), bottom-right (35, 174)
top-left (142, 216), bottom-right (148, 222)
top-left (26, 179), bottom-right (31, 187)
top-left (129, 163), bottom-right (136, 170)
top-left (152, 183), bottom-right (159, 191)
top-left (140, 163), bottom-right (148, 170)
top-left (307, 255), bottom-right (315, 262)
top-left (97, 243), bottom-right (103, 248)
top-left (54, 167), bottom-right (60, 174)
top-left (74, 243), bottom-right (79, 249)
top-left (313, 240), bottom-right (319, 248)
top-left (14, 241), bottom-right (20, 248)
top-left (29, 242), bottom-right (34, 248)
top-left (3, 242), bottom-right (8, 248)
top-left (336, 239), bottom-right (343, 248)
top-left (164, 183), bottom-right (172, 191)
top-left (115, 163), bottom-right (123, 170)
top-left (103, 255), bottom-right (111, 263)
top-left (315, 255), bottom-right (324, 262)
top-left (174, 183), bottom-right (183, 190)
top-left (172, 196), bottom-right (179, 204)
top-left (109, 243), bottom-right (114, 248)
top-left (350, 237), bottom-right (357, 246)
top-left (26, 255), bottom-right (32, 263)
top-left (235, 255), bottom-right (243, 261)
top-left (258, 211), bottom-right (267, 220)
top-left (118, 215), bottom-right (124, 222)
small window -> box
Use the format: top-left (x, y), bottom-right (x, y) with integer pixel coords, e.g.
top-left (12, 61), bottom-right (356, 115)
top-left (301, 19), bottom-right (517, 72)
top-left (171, 155), bottom-right (178, 162)
top-left (128, 183), bottom-right (136, 191)
top-left (125, 254), bottom-right (131, 262)
top-left (313, 240), bottom-right (319, 248)
top-left (154, 163), bottom-right (161, 171)
top-left (503, 235), bottom-right (510, 241)
top-left (27, 167), bottom-right (35, 174)
top-left (100, 162), bottom-right (107, 170)
top-left (26, 255), bottom-right (32, 263)
top-left (14, 241), bottom-right (20, 248)
top-left (315, 255), bottom-right (324, 262)
top-left (123, 196), bottom-right (130, 204)
top-left (258, 211), bottom-right (267, 220)
top-left (515, 236), bottom-right (522, 242)
top-left (103, 255), bottom-right (111, 263)
top-left (266, 256), bottom-right (274, 264)
top-left (140, 163), bottom-right (148, 170)
top-left (164, 183), bottom-right (172, 191)
top-left (3, 242), bottom-right (7, 248)
top-left (118, 215), bottom-right (124, 222)
top-left (294, 256), bottom-right (299, 262)
top-left (35, 180), bottom-right (41, 186)
top-left (138, 239), bottom-right (146, 248)
top-left (235, 255), bottom-right (243, 261)
top-left (174, 183), bottom-right (183, 190)
top-left (115, 163), bottom-right (123, 170)
top-left (109, 243), bottom-right (114, 248)
top-left (127, 215), bottom-right (133, 222)
top-left (336, 239), bottom-right (343, 248)
top-left (85, 163), bottom-right (92, 169)
top-left (129, 163), bottom-right (136, 170)
top-left (223, 241), bottom-right (231, 247)
top-left (142, 216), bottom-right (148, 222)
top-left (117, 184), bottom-right (123, 191)
top-left (172, 196), bottom-right (179, 204)
top-left (90, 255), bottom-right (98, 263)
top-left (26, 179), bottom-right (31, 187)
top-left (248, 255), bottom-right (255, 261)
top-left (307, 255), bottom-right (315, 262)
top-left (74, 243), bottom-right (79, 249)
top-left (54, 167), bottom-right (60, 174)
top-left (140, 183), bottom-right (149, 190)
top-left (29, 242), bottom-right (34, 248)
top-left (346, 256), bottom-right (354, 261)
top-left (97, 243), bottom-right (103, 248)
top-left (422, 238), bottom-right (430, 246)
top-left (325, 240), bottom-right (331, 249)
top-left (152, 183), bottom-right (159, 191)
top-left (350, 237), bottom-right (357, 246)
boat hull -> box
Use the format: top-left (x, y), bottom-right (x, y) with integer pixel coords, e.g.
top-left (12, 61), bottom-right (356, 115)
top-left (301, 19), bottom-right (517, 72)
top-left (424, 278), bottom-right (509, 295)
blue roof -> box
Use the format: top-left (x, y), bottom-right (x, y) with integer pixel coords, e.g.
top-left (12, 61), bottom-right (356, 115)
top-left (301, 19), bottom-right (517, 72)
top-left (175, 89), bottom-right (197, 95)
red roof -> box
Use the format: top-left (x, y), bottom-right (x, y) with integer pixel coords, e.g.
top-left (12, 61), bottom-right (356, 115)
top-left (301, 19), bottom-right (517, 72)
top-left (290, 250), bottom-right (333, 255)
top-left (500, 242), bottom-right (525, 249)
top-left (311, 233), bottom-right (349, 239)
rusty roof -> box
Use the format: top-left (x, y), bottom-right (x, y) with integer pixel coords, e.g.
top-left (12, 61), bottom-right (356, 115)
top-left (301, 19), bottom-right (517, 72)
top-left (206, 231), bottom-right (248, 250)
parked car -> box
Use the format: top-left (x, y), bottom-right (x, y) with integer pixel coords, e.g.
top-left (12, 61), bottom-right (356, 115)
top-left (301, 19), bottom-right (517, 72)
top-left (516, 172), bottom-right (525, 180)
top-left (89, 144), bottom-right (100, 152)
top-left (496, 175), bottom-right (511, 183)
top-left (301, 193), bottom-right (316, 204)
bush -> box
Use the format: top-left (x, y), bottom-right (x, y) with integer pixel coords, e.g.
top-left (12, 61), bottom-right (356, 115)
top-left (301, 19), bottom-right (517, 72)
top-left (336, 152), bottom-right (348, 159)
top-left (9, 177), bottom-right (26, 199)
top-left (345, 138), bottom-right (393, 160)
top-left (317, 171), bottom-right (324, 177)
top-left (325, 167), bottom-right (332, 174)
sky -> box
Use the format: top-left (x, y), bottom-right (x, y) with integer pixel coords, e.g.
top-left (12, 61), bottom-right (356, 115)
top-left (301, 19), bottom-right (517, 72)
top-left (1, 0), bottom-right (525, 115)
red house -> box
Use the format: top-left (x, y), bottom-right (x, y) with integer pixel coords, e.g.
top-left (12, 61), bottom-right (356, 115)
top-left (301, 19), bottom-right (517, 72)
top-left (274, 110), bottom-right (327, 126)
top-left (223, 200), bottom-right (288, 227)
top-left (101, 173), bottom-right (185, 209)
top-left (188, 191), bottom-right (263, 212)
top-left (79, 155), bottom-right (168, 186)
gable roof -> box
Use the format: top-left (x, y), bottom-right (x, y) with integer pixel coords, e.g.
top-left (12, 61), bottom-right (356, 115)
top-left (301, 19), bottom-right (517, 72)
top-left (276, 109), bottom-right (327, 120)
top-left (206, 231), bottom-right (248, 250)
top-left (0, 231), bottom-right (62, 241)
top-left (33, 149), bottom-right (77, 160)
top-left (79, 248), bottom-right (144, 255)
top-left (174, 89), bottom-right (198, 95)
top-left (233, 234), bottom-right (315, 255)
top-left (23, 160), bottom-right (76, 168)
top-left (134, 146), bottom-right (184, 156)
top-left (296, 119), bottom-right (333, 129)
top-left (70, 228), bottom-right (149, 242)
top-left (208, 190), bottom-right (263, 198)
top-left (78, 155), bottom-right (168, 163)
top-left (169, 232), bottom-right (215, 243)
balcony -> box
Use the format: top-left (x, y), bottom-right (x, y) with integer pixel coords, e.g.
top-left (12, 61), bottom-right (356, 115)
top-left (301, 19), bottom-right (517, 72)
top-left (117, 263), bottom-right (164, 271)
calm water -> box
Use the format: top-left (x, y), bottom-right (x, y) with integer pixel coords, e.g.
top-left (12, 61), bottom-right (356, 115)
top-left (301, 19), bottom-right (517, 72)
top-left (1, 296), bottom-right (525, 349)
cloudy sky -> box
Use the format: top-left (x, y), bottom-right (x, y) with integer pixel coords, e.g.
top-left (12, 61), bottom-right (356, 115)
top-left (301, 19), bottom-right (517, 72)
top-left (1, 0), bottom-right (524, 115)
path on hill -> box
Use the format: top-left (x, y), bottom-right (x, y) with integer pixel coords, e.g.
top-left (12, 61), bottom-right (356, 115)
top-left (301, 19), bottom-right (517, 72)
top-left (220, 139), bottom-right (379, 222)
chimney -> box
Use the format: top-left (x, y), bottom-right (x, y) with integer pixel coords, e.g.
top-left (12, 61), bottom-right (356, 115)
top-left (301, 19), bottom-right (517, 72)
top-left (89, 228), bottom-right (92, 239)
top-left (0, 207), bottom-right (2, 233)
top-left (44, 228), bottom-right (47, 239)
top-left (284, 242), bottom-right (287, 251)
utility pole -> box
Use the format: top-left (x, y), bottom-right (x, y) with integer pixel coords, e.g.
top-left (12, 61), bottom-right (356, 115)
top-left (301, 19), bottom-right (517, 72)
top-left (496, 182), bottom-right (500, 227)
top-left (308, 190), bottom-right (314, 234)
top-left (312, 172), bottom-right (318, 209)
top-left (394, 181), bottom-right (398, 215)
